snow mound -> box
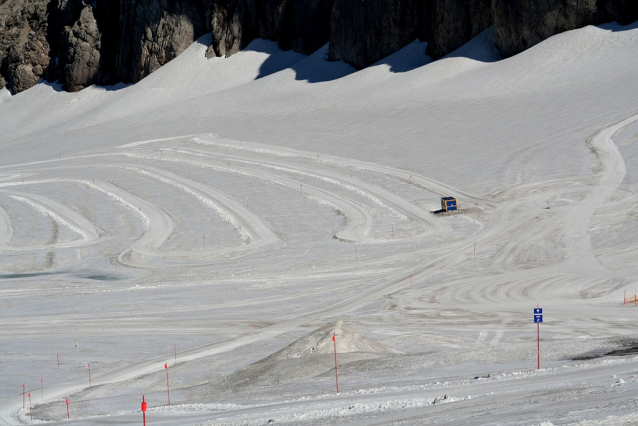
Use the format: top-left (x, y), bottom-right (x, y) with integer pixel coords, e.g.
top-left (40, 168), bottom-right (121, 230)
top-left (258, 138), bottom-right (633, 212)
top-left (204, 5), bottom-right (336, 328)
top-left (268, 321), bottom-right (398, 361)
top-left (213, 322), bottom-right (397, 393)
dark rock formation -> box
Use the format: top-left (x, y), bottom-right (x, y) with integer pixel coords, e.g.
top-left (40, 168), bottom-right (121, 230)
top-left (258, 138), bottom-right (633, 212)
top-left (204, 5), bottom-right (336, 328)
top-left (115, 0), bottom-right (209, 83)
top-left (492, 0), bottom-right (638, 58)
top-left (0, 0), bottom-right (51, 93)
top-left (1, 0), bottom-right (637, 94)
top-left (208, 0), bottom-right (333, 58)
top-left (327, 0), bottom-right (421, 69)
top-left (426, 0), bottom-right (491, 59)
top-left (209, 0), bottom-right (255, 57)
top-left (61, 5), bottom-right (100, 91)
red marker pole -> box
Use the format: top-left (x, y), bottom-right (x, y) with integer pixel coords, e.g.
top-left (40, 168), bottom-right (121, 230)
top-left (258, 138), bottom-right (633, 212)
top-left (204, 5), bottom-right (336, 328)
top-left (66, 399), bottom-right (69, 419)
top-left (22, 384), bottom-right (25, 409)
top-left (410, 275), bottom-right (413, 286)
top-left (164, 363), bottom-right (171, 405)
top-left (41, 379), bottom-right (43, 402)
top-left (333, 333), bottom-right (339, 394)
top-left (28, 393), bottom-right (32, 420)
top-left (141, 395), bottom-right (147, 426)
top-left (88, 363), bottom-right (91, 387)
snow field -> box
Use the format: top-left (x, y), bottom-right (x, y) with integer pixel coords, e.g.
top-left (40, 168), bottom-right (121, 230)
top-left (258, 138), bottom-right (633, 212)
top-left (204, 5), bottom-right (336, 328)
top-left (1, 19), bottom-right (638, 426)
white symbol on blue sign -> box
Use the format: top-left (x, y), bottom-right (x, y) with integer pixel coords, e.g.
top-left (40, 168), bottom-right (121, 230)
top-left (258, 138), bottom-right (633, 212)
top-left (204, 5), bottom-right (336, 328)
top-left (534, 315), bottom-right (543, 323)
top-left (534, 308), bottom-right (542, 314)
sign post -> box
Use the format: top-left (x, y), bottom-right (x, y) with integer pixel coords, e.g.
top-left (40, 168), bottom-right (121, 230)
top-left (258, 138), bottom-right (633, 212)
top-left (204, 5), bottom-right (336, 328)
top-left (333, 333), bottom-right (339, 394)
top-left (66, 398), bottom-right (69, 419)
top-left (88, 363), bottom-right (92, 387)
top-left (28, 393), bottom-right (32, 420)
top-left (534, 307), bottom-right (543, 370)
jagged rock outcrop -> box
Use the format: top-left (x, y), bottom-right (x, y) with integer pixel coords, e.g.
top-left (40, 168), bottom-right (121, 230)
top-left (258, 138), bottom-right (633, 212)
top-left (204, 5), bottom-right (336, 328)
top-left (115, 0), bottom-right (209, 83)
top-left (327, 0), bottom-right (421, 69)
top-left (426, 0), bottom-right (491, 59)
top-left (208, 0), bottom-right (333, 58)
top-left (209, 0), bottom-right (254, 57)
top-left (61, 5), bottom-right (100, 91)
top-left (492, 0), bottom-right (638, 58)
top-left (1, 0), bottom-right (637, 94)
top-left (0, 0), bottom-right (50, 93)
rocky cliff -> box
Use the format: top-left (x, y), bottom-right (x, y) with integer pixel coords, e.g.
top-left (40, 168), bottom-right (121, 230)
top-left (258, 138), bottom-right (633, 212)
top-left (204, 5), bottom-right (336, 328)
top-left (1, 0), bottom-right (637, 94)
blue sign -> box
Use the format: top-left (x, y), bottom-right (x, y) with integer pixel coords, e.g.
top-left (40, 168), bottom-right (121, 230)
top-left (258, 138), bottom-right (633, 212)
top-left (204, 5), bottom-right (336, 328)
top-left (534, 315), bottom-right (543, 323)
top-left (534, 308), bottom-right (542, 314)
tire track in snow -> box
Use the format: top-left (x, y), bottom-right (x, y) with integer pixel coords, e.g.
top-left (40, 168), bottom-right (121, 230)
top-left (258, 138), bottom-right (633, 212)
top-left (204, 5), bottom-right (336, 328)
top-left (0, 189), bottom-right (100, 251)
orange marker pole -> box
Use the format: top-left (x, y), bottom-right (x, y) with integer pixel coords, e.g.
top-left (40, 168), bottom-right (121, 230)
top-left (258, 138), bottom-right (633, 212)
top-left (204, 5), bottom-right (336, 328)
top-left (165, 363), bottom-right (170, 405)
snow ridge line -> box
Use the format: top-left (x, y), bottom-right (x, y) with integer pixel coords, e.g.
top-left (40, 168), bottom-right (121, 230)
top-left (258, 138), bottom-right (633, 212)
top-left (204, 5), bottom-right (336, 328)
top-left (82, 181), bottom-right (150, 229)
top-left (127, 167), bottom-right (252, 243)
top-left (10, 195), bottom-right (88, 239)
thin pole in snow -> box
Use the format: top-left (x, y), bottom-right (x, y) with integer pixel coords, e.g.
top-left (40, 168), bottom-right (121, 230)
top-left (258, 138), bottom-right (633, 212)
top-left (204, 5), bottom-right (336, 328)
top-left (624, 290), bottom-right (626, 305)
top-left (142, 395), bottom-right (147, 426)
top-left (41, 379), bottom-right (43, 402)
top-left (88, 363), bottom-right (91, 387)
top-left (28, 393), bottom-right (32, 420)
top-left (22, 384), bottom-right (25, 409)
top-left (165, 363), bottom-right (171, 405)
top-left (333, 333), bottom-right (339, 394)
top-left (66, 398), bottom-right (69, 419)
top-left (537, 303), bottom-right (540, 370)
top-left (174, 345), bottom-right (177, 365)
top-left (410, 275), bottom-right (413, 286)
top-left (57, 352), bottom-right (59, 369)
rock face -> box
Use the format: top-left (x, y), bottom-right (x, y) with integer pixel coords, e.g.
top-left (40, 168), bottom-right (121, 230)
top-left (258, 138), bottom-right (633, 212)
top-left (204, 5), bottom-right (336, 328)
top-left (327, 0), bottom-right (421, 69)
top-left (426, 0), bottom-right (491, 60)
top-left (1, 0), bottom-right (637, 94)
top-left (0, 0), bottom-right (50, 93)
top-left (61, 5), bottom-right (100, 91)
top-left (492, 0), bottom-right (638, 58)
top-left (208, 0), bottom-right (333, 58)
top-left (114, 0), bottom-right (209, 83)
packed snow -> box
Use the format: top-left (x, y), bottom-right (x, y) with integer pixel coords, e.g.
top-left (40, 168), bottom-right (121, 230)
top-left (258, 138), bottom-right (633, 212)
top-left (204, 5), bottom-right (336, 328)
top-left (1, 21), bottom-right (638, 425)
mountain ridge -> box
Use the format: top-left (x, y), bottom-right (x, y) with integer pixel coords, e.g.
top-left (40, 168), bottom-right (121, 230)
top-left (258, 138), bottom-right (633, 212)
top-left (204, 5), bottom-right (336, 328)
top-left (0, 0), bottom-right (636, 95)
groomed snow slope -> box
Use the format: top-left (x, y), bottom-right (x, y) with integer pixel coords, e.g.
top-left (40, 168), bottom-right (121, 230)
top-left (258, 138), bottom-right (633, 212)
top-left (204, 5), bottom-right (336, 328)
top-left (0, 21), bottom-right (638, 425)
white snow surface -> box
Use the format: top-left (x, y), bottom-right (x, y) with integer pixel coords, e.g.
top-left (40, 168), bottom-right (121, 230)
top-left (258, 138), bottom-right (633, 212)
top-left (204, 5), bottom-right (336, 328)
top-left (1, 21), bottom-right (638, 425)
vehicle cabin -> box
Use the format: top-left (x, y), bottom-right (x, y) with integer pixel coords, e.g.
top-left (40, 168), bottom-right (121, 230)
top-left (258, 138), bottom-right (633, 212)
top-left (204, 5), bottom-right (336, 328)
top-left (440, 197), bottom-right (458, 212)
